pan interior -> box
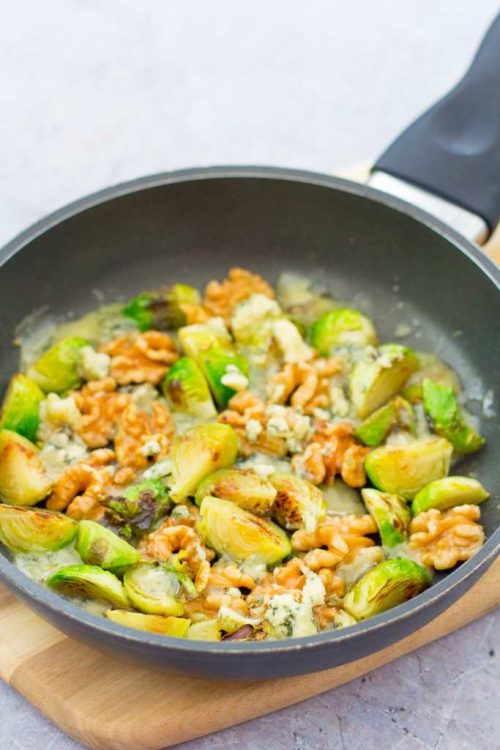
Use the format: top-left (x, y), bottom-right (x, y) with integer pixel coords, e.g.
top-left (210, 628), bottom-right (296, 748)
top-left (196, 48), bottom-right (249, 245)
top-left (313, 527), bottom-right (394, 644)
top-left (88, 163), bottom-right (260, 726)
top-left (0, 173), bottom-right (498, 553)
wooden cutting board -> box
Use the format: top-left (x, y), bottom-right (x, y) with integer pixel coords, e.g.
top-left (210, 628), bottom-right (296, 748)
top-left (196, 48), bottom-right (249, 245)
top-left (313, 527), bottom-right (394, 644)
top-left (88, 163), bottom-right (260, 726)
top-left (0, 164), bottom-right (499, 750)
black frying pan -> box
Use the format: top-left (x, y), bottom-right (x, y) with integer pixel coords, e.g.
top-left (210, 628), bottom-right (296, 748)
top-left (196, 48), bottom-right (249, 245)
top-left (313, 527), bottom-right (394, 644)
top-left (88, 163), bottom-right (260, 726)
top-left (0, 16), bottom-right (499, 680)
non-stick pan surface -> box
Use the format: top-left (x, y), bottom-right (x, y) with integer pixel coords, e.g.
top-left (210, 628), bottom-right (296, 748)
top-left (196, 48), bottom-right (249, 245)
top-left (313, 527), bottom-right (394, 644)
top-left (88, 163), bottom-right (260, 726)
top-left (0, 167), bottom-right (498, 679)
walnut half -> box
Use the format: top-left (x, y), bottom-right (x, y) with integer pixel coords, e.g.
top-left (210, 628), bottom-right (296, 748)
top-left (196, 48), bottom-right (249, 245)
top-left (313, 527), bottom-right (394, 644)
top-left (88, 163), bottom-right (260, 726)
top-left (409, 505), bottom-right (484, 570)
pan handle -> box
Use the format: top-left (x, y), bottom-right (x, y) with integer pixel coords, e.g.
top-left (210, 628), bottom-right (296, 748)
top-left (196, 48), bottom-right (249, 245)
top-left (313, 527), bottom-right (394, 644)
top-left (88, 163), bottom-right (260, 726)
top-left (372, 12), bottom-right (500, 237)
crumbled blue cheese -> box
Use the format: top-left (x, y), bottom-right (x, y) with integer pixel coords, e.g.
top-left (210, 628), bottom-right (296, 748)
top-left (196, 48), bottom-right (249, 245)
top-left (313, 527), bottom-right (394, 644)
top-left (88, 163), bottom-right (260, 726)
top-left (143, 458), bottom-right (173, 479)
top-left (329, 383), bottom-right (350, 417)
top-left (272, 319), bottom-right (314, 363)
top-left (139, 437), bottom-right (162, 457)
top-left (129, 383), bottom-right (160, 409)
top-left (220, 364), bottom-right (249, 391)
top-left (245, 418), bottom-right (263, 442)
top-left (265, 592), bottom-right (318, 639)
top-left (78, 345), bottom-right (111, 381)
top-left (38, 393), bottom-right (82, 437)
top-left (38, 429), bottom-right (89, 479)
top-left (231, 294), bottom-right (282, 345)
top-left (238, 453), bottom-right (291, 478)
top-left (336, 546), bottom-right (384, 590)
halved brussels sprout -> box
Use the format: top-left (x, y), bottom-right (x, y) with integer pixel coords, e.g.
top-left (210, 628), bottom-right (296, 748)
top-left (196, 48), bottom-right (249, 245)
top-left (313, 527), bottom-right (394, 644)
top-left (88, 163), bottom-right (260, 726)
top-left (123, 562), bottom-right (184, 616)
top-left (186, 619), bottom-right (222, 641)
top-left (178, 322), bottom-right (248, 407)
top-left (231, 294), bottom-right (283, 347)
top-left (0, 430), bottom-right (52, 505)
top-left (47, 564), bottom-right (130, 607)
top-left (355, 397), bottom-right (415, 447)
top-left (361, 488), bottom-right (411, 548)
top-left (422, 379), bottom-right (485, 454)
top-left (106, 610), bottom-right (190, 637)
top-left (0, 505), bottom-right (77, 553)
top-left (162, 357), bottom-right (216, 418)
top-left (195, 468), bottom-right (277, 514)
top-left (198, 495), bottom-right (292, 566)
top-left (322, 481), bottom-right (367, 516)
top-left (0, 374), bottom-right (45, 441)
top-left (104, 478), bottom-right (171, 539)
top-left (311, 308), bottom-right (378, 355)
top-left (403, 352), bottom-right (461, 403)
top-left (276, 273), bottom-right (338, 328)
top-left (169, 423), bottom-right (239, 501)
top-left (343, 558), bottom-right (432, 620)
top-left (76, 521), bottom-right (140, 572)
top-left (217, 605), bottom-right (258, 635)
top-left (350, 345), bottom-right (419, 419)
top-left (28, 337), bottom-right (88, 393)
top-left (411, 476), bottom-right (489, 516)
top-left (123, 284), bottom-right (201, 331)
top-left (270, 473), bottom-right (326, 532)
top-left (364, 436), bottom-right (452, 499)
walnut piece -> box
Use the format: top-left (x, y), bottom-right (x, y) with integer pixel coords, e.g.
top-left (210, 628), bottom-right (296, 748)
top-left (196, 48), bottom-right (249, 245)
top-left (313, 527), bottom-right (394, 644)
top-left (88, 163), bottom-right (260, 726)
top-left (409, 505), bottom-right (484, 570)
top-left (101, 330), bottom-right (178, 385)
top-left (203, 267), bottom-right (274, 322)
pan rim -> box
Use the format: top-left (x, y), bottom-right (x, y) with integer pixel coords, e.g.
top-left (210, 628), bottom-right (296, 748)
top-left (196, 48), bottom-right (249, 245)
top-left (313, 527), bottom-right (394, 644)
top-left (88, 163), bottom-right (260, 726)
top-left (0, 164), bottom-right (498, 658)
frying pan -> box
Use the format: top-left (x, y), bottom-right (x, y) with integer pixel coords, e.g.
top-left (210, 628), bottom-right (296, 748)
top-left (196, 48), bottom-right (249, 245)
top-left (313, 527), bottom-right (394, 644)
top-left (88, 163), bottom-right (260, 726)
top-left (0, 16), bottom-right (499, 680)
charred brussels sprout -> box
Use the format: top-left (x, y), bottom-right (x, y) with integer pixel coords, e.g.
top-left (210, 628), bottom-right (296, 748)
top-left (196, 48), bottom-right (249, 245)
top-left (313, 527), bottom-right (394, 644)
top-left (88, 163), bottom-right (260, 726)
top-left (123, 562), bottom-right (185, 616)
top-left (270, 473), bottom-right (326, 532)
top-left (0, 374), bottom-right (44, 442)
top-left (0, 506), bottom-right (77, 553)
top-left (412, 476), bottom-right (489, 516)
top-left (28, 337), bottom-right (88, 393)
top-left (76, 521), bottom-right (140, 572)
top-left (178, 322), bottom-right (249, 407)
top-left (322, 481), bottom-right (367, 517)
top-left (169, 423), bottom-right (239, 501)
top-left (195, 468), bottom-right (277, 514)
top-left (47, 564), bottom-right (130, 608)
top-left (218, 605), bottom-right (258, 634)
top-left (198, 495), bottom-right (291, 566)
top-left (311, 308), bottom-right (378, 355)
top-left (186, 620), bottom-right (222, 641)
top-left (104, 478), bottom-right (171, 538)
top-left (422, 379), bottom-right (485, 454)
top-left (350, 344), bottom-right (419, 419)
top-left (355, 397), bottom-right (415, 447)
top-left (162, 357), bottom-right (216, 418)
top-left (403, 352), bottom-right (461, 403)
top-left (343, 559), bottom-right (432, 620)
top-left (0, 430), bottom-right (52, 506)
top-left (123, 284), bottom-right (201, 331)
top-left (365, 437), bottom-right (452, 499)
top-left (106, 610), bottom-right (190, 637)
top-left (361, 488), bottom-right (411, 548)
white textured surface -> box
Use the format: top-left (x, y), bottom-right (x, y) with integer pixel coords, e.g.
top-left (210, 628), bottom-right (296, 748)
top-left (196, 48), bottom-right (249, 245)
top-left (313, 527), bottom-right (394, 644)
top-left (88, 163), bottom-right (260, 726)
top-left (0, 2), bottom-right (499, 748)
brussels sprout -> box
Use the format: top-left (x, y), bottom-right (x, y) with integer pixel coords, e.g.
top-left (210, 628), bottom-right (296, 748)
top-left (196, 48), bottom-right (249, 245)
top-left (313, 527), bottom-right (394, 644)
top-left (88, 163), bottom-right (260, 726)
top-left (403, 352), bottom-right (461, 403)
top-left (412, 476), bottom-right (489, 516)
top-left (343, 558), bottom-right (432, 620)
top-left (123, 562), bottom-right (184, 616)
top-left (322, 481), bottom-right (367, 516)
top-left (47, 564), bottom-right (130, 607)
top-left (186, 619), bottom-right (222, 641)
top-left (28, 337), bottom-right (88, 393)
top-left (178, 322), bottom-right (249, 407)
top-left (217, 605), bottom-right (258, 634)
top-left (0, 505), bottom-right (77, 553)
top-left (106, 610), bottom-right (190, 637)
top-left (169, 423), bottom-right (239, 501)
top-left (104, 478), bottom-right (171, 538)
top-left (162, 357), bottom-right (216, 418)
top-left (123, 284), bottom-right (201, 331)
top-left (355, 397), bottom-right (415, 447)
top-left (311, 308), bottom-right (378, 355)
top-left (276, 272), bottom-right (338, 328)
top-left (76, 521), bottom-right (140, 572)
top-left (361, 488), bottom-right (411, 547)
top-left (195, 468), bottom-right (277, 514)
top-left (270, 473), bottom-right (326, 532)
top-left (365, 436), bottom-right (452, 499)
top-left (422, 379), bottom-right (485, 454)
top-left (198, 495), bottom-right (292, 566)
top-left (0, 430), bottom-right (52, 506)
top-left (349, 344), bottom-right (419, 419)
top-left (0, 374), bottom-right (45, 441)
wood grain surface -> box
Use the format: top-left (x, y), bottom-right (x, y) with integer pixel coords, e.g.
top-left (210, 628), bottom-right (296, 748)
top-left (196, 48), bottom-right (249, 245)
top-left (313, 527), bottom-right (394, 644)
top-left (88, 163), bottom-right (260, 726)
top-left (0, 162), bottom-right (498, 750)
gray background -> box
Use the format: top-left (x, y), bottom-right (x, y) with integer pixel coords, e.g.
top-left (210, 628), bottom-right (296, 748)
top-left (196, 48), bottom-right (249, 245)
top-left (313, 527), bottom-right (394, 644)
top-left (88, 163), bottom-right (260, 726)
top-left (1, 1), bottom-right (499, 748)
